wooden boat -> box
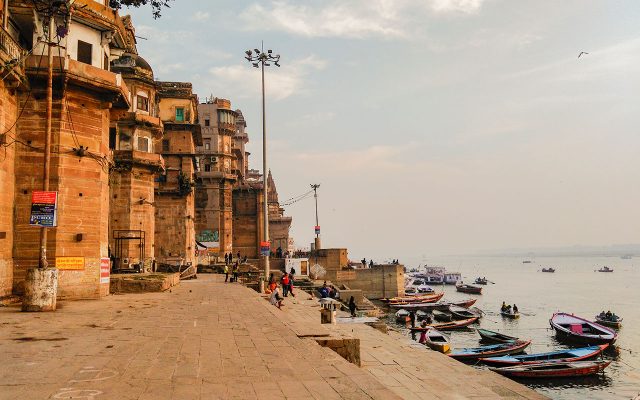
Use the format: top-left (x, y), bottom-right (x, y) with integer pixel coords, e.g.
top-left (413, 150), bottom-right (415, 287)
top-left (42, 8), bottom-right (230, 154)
top-left (476, 328), bottom-right (519, 344)
top-left (448, 340), bottom-right (531, 361)
top-left (597, 266), bottom-right (614, 273)
top-left (389, 298), bottom-right (477, 311)
top-left (541, 268), bottom-right (555, 273)
top-left (416, 310), bottom-right (430, 321)
top-left (474, 277), bottom-right (488, 285)
top-left (480, 344), bottom-right (609, 366)
top-left (395, 309), bottom-right (410, 323)
top-left (410, 317), bottom-right (479, 332)
top-left (522, 260), bottom-right (532, 263)
top-left (489, 360), bottom-right (611, 378)
top-left (455, 283), bottom-right (482, 294)
top-left (421, 328), bottom-right (450, 353)
top-left (450, 305), bottom-right (481, 320)
top-left (382, 292), bottom-right (442, 304)
top-left (550, 312), bottom-right (617, 344)
top-left (501, 310), bottom-right (520, 319)
top-left (386, 292), bottom-right (444, 305)
top-left (432, 310), bottom-right (452, 322)
top-left (594, 313), bottom-right (623, 328)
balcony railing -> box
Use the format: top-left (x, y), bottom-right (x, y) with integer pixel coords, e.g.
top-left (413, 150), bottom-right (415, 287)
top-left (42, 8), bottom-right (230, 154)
top-left (0, 27), bottom-right (24, 64)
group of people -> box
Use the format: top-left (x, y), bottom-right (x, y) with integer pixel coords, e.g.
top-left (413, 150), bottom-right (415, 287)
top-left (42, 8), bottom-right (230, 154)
top-left (501, 301), bottom-right (519, 314)
top-left (224, 252), bottom-right (248, 265)
top-left (598, 310), bottom-right (619, 321)
top-left (268, 269), bottom-right (296, 309)
top-left (318, 282), bottom-right (338, 299)
top-left (224, 262), bottom-right (239, 283)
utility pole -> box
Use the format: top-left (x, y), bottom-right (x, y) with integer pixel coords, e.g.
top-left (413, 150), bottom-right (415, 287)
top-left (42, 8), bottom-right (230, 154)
top-left (311, 184), bottom-right (321, 250)
top-left (245, 44), bottom-right (280, 293)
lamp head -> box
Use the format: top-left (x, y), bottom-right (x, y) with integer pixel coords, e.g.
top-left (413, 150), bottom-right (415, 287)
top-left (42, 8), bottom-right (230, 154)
top-left (254, 48), bottom-right (261, 54)
top-left (252, 63), bottom-right (259, 68)
top-left (245, 50), bottom-right (252, 56)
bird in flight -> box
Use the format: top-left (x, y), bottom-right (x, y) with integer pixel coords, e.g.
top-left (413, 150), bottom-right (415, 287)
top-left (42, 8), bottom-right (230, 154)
top-left (578, 51), bottom-right (589, 58)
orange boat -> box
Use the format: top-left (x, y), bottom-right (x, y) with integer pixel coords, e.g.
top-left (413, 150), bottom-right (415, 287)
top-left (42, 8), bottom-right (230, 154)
top-left (387, 292), bottom-right (444, 305)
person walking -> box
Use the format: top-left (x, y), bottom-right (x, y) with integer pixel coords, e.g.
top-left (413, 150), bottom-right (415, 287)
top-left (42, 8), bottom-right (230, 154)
top-left (348, 296), bottom-right (357, 317)
top-left (224, 264), bottom-right (229, 283)
top-left (288, 272), bottom-right (295, 297)
top-left (281, 272), bottom-right (290, 297)
top-left (409, 310), bottom-right (416, 328)
top-left (224, 253), bottom-right (229, 265)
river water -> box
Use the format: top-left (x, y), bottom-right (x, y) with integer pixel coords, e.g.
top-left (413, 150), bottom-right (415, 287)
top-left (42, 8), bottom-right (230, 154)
top-left (388, 256), bottom-right (640, 400)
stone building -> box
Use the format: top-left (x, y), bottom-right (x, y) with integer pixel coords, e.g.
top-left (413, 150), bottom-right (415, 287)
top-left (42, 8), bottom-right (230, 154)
top-left (3, 0), bottom-right (131, 299)
top-left (266, 170), bottom-right (293, 253)
top-left (155, 81), bottom-right (201, 267)
top-left (194, 98), bottom-right (237, 258)
top-left (108, 18), bottom-right (163, 272)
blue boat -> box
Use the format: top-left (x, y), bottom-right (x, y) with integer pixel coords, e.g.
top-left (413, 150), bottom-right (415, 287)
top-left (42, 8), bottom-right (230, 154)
top-left (448, 340), bottom-right (530, 360)
top-left (479, 344), bottom-right (609, 366)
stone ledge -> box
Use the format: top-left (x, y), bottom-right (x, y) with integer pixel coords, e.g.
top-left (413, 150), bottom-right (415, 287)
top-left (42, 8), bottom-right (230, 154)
top-left (109, 272), bottom-right (179, 294)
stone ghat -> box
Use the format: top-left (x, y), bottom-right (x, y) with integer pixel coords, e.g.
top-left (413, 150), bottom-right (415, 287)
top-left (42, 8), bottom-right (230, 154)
top-left (109, 272), bottom-right (180, 294)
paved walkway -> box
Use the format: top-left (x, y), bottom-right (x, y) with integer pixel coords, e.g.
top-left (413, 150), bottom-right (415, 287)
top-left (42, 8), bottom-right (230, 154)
top-left (0, 275), bottom-right (399, 400)
top-left (0, 275), bottom-right (547, 399)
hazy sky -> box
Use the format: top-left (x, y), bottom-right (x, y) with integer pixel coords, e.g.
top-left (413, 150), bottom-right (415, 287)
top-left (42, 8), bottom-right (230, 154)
top-left (127, 1), bottom-right (640, 259)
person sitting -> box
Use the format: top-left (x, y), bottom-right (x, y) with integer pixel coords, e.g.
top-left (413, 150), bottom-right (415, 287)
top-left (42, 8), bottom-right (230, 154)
top-left (513, 304), bottom-right (519, 313)
top-left (501, 301), bottom-right (507, 312)
top-left (270, 286), bottom-right (283, 309)
top-left (319, 283), bottom-right (329, 298)
top-left (605, 310), bottom-right (613, 319)
top-left (504, 305), bottom-right (512, 313)
top-left (418, 321), bottom-right (429, 344)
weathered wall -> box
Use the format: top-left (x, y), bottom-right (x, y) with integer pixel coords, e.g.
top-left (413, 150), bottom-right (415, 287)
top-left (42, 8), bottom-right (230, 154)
top-left (335, 265), bottom-right (405, 299)
top-left (13, 84), bottom-right (112, 299)
top-left (312, 248), bottom-right (349, 280)
top-left (0, 79), bottom-right (16, 298)
top-left (232, 189), bottom-right (263, 258)
top-left (154, 193), bottom-right (194, 265)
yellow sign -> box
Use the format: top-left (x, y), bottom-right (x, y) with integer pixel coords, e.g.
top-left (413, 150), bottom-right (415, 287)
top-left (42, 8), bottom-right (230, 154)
top-left (56, 257), bottom-right (85, 270)
top-left (207, 247), bottom-right (219, 254)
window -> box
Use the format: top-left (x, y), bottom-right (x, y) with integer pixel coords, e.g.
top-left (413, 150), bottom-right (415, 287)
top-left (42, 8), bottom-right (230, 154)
top-left (109, 128), bottom-right (117, 150)
top-left (137, 136), bottom-right (151, 153)
top-left (204, 119), bottom-right (210, 127)
top-left (162, 139), bottom-right (170, 152)
top-left (175, 107), bottom-right (184, 122)
top-left (137, 95), bottom-right (149, 112)
top-left (204, 140), bottom-right (210, 150)
top-left (204, 164), bottom-right (211, 172)
top-left (77, 40), bottom-right (92, 65)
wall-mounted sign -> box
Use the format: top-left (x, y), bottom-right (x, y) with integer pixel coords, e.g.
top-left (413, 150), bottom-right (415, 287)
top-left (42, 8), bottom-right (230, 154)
top-left (100, 257), bottom-right (110, 284)
top-left (260, 241), bottom-right (270, 256)
top-left (56, 257), bottom-right (85, 270)
top-left (314, 225), bottom-right (321, 235)
top-left (29, 191), bottom-right (58, 227)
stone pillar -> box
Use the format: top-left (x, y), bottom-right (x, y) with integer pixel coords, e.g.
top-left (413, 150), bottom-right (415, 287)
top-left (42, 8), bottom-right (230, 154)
top-left (21, 268), bottom-right (58, 312)
top-left (314, 237), bottom-right (321, 251)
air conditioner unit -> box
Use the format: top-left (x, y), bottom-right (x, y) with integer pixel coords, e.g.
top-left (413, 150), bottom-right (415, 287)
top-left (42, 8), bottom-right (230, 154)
top-left (210, 156), bottom-right (218, 163)
top-left (122, 258), bottom-right (130, 265)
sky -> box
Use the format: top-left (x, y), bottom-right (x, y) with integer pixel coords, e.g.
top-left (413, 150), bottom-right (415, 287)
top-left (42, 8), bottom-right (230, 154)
top-left (125, 0), bottom-right (640, 260)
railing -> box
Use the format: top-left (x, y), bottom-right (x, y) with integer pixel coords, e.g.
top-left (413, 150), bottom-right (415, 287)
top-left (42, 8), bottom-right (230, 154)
top-left (0, 27), bottom-right (24, 62)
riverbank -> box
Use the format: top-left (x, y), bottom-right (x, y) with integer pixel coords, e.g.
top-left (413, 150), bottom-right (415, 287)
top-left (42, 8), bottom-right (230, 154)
top-left (0, 275), bottom-right (547, 399)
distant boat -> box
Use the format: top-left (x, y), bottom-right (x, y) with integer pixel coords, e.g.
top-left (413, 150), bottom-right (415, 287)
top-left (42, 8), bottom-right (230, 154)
top-left (455, 283), bottom-right (482, 294)
top-left (489, 360), bottom-right (611, 379)
top-left (476, 328), bottom-right (519, 344)
top-left (621, 255), bottom-right (632, 260)
top-left (501, 310), bottom-right (520, 319)
top-left (597, 266), bottom-right (614, 273)
top-left (422, 328), bottom-right (451, 353)
top-left (480, 344), bottom-right (609, 366)
top-left (522, 260), bottom-right (532, 264)
top-left (474, 277), bottom-right (488, 285)
top-left (594, 312), bottom-right (623, 328)
top-left (448, 340), bottom-right (531, 361)
top-left (541, 268), bottom-right (555, 273)
top-left (550, 312), bottom-right (617, 344)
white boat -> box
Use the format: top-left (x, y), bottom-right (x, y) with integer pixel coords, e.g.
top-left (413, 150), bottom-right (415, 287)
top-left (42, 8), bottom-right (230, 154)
top-left (444, 272), bottom-right (461, 285)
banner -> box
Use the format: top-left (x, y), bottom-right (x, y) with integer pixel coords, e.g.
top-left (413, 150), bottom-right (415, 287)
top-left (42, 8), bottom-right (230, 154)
top-left (100, 258), bottom-right (110, 284)
top-left (56, 257), bottom-right (85, 270)
top-left (29, 191), bottom-right (58, 227)
top-left (260, 241), bottom-right (270, 257)
top-left (314, 225), bottom-right (321, 235)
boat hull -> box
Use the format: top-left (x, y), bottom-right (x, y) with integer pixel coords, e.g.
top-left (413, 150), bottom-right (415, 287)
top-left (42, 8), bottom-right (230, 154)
top-left (480, 344), bottom-right (609, 366)
top-left (490, 361), bottom-right (611, 378)
top-left (449, 340), bottom-right (531, 361)
top-left (456, 285), bottom-right (482, 294)
top-left (501, 311), bottom-right (520, 319)
top-left (594, 317), bottom-right (622, 328)
top-left (411, 317), bottom-right (479, 332)
top-left (476, 328), bottom-right (519, 344)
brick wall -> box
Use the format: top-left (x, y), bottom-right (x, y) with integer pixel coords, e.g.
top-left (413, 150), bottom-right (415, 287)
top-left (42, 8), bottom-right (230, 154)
top-left (154, 193), bottom-right (195, 265)
top-left (0, 80), bottom-right (16, 298)
top-left (13, 85), bottom-right (112, 299)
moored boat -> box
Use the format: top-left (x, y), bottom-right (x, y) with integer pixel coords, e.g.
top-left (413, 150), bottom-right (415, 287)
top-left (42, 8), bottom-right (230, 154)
top-left (389, 298), bottom-right (477, 311)
top-left (480, 344), bottom-right (609, 366)
top-left (455, 283), bottom-right (482, 294)
top-left (476, 328), bottom-right (519, 344)
top-left (450, 305), bottom-right (481, 320)
top-left (489, 360), bottom-right (611, 378)
top-left (448, 340), bottom-right (531, 361)
top-left (386, 292), bottom-right (445, 305)
top-left (416, 310), bottom-right (430, 321)
top-left (422, 328), bottom-right (450, 353)
top-left (541, 268), bottom-right (555, 273)
top-left (410, 317), bottom-right (479, 332)
top-left (395, 309), bottom-right (410, 323)
top-left (550, 312), bottom-right (617, 344)
top-left (432, 310), bottom-right (452, 322)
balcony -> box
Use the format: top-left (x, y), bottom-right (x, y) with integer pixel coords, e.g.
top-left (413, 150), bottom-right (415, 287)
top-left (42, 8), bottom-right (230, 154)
top-left (0, 27), bottom-right (26, 81)
top-left (197, 169), bottom-right (237, 181)
top-left (114, 150), bottom-right (165, 172)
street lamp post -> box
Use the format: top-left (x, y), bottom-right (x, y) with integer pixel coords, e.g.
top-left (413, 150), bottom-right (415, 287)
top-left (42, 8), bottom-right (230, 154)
top-left (311, 184), bottom-right (320, 250)
top-left (245, 45), bottom-right (280, 292)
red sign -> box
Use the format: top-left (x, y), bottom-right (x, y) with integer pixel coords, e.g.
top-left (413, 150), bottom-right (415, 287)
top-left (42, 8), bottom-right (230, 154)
top-left (260, 241), bottom-right (270, 256)
top-left (314, 225), bottom-right (320, 234)
top-left (100, 257), bottom-right (110, 284)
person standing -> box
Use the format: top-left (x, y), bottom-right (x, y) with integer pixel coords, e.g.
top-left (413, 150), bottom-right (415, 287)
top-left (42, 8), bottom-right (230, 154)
top-left (409, 310), bottom-right (416, 328)
top-left (224, 253), bottom-right (229, 265)
top-left (288, 272), bottom-right (295, 297)
top-left (232, 262), bottom-right (239, 282)
top-left (281, 272), bottom-right (290, 297)
top-left (348, 296), bottom-right (357, 317)
top-left (224, 264), bottom-right (229, 283)
top-left (369, 260), bottom-right (374, 268)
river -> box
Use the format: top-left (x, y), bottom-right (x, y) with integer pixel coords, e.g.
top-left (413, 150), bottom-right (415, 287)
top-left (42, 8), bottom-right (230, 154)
top-left (388, 255), bottom-right (640, 400)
